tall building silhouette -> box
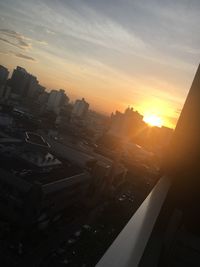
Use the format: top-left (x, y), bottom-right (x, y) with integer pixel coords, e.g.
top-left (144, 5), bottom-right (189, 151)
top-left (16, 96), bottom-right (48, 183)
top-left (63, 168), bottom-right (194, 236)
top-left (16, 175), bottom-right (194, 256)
top-left (0, 65), bottom-right (9, 86)
top-left (0, 65), bottom-right (9, 98)
top-left (9, 66), bottom-right (44, 99)
top-left (10, 66), bottom-right (29, 96)
top-left (26, 75), bottom-right (39, 98)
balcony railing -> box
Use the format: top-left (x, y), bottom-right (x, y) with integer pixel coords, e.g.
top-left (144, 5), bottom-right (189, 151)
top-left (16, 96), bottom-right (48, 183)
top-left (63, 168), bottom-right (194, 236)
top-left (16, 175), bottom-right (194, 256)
top-left (96, 176), bottom-right (170, 267)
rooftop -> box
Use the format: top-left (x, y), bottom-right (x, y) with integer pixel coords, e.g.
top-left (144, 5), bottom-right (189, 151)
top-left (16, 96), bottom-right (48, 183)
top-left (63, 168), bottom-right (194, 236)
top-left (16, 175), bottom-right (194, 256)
top-left (25, 131), bottom-right (50, 148)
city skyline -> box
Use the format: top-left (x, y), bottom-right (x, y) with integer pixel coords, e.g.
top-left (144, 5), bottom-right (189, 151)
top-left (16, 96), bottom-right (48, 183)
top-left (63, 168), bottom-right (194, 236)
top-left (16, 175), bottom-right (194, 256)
top-left (0, 63), bottom-right (171, 129)
top-left (0, 0), bottom-right (199, 128)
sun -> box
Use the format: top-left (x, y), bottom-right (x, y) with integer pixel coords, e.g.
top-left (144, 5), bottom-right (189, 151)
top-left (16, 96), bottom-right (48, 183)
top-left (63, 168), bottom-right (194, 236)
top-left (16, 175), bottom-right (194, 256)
top-left (143, 114), bottom-right (163, 127)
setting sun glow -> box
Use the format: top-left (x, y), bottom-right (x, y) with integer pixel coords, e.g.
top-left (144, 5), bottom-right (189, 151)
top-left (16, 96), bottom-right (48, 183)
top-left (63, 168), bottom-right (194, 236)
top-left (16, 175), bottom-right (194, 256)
top-left (143, 114), bottom-right (163, 127)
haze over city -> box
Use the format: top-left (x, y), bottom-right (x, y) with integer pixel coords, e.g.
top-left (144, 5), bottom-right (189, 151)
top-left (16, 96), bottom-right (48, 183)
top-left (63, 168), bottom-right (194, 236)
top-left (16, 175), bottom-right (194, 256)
top-left (0, 0), bottom-right (199, 128)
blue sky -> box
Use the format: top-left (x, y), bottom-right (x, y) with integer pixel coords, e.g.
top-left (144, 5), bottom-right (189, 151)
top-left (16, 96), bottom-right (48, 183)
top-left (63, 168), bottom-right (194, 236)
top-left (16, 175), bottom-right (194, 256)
top-left (0, 0), bottom-right (199, 127)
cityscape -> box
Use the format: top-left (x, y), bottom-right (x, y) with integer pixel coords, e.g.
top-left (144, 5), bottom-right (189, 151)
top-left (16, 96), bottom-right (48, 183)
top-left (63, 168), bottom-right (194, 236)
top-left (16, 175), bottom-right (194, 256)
top-left (0, 0), bottom-right (200, 267)
top-left (0, 63), bottom-right (173, 266)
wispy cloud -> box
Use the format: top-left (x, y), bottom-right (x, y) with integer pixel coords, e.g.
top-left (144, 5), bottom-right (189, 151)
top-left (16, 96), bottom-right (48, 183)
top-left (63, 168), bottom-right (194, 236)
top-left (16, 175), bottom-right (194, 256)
top-left (46, 29), bottom-right (55, 35)
top-left (0, 47), bottom-right (36, 62)
top-left (36, 40), bottom-right (48, 45)
top-left (0, 49), bottom-right (9, 55)
top-left (0, 28), bottom-right (31, 50)
top-left (0, 36), bottom-right (21, 49)
top-left (8, 50), bottom-right (36, 62)
top-left (0, 0), bottom-right (199, 127)
top-left (13, 52), bottom-right (36, 61)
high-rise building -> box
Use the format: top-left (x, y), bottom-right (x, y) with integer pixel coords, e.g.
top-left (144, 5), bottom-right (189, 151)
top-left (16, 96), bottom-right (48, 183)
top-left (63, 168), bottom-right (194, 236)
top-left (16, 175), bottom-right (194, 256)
top-left (72, 98), bottom-right (89, 118)
top-left (0, 65), bottom-right (9, 86)
top-left (38, 91), bottom-right (49, 105)
top-left (10, 66), bottom-right (29, 96)
top-left (0, 65), bottom-right (9, 98)
top-left (47, 89), bottom-right (69, 114)
top-left (26, 75), bottom-right (39, 98)
top-left (9, 66), bottom-right (44, 100)
top-left (33, 84), bottom-right (45, 102)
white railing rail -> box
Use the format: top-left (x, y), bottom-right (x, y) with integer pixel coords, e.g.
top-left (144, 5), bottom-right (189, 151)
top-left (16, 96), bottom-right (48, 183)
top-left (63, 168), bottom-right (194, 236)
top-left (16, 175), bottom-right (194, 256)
top-left (96, 176), bottom-right (170, 267)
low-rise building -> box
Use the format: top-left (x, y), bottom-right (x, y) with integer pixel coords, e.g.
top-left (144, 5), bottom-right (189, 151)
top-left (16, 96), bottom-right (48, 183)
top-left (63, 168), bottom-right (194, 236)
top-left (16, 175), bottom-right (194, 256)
top-left (0, 132), bottom-right (91, 226)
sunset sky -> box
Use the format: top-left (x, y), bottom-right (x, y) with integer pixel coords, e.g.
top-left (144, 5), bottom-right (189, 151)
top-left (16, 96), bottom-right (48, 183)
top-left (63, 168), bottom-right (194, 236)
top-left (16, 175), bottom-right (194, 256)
top-left (0, 0), bottom-right (199, 128)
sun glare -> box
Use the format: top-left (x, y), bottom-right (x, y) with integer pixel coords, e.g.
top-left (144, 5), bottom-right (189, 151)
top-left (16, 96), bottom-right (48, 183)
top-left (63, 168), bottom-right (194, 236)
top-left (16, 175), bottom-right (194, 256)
top-left (143, 114), bottom-right (163, 127)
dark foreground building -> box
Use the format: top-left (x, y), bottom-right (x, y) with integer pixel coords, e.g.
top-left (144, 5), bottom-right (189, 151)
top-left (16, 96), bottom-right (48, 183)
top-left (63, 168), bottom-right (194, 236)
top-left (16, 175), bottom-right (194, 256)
top-left (0, 132), bottom-right (91, 226)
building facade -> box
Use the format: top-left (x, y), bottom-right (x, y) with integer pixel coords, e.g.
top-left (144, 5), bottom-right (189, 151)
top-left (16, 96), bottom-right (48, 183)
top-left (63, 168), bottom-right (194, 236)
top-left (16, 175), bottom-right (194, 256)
top-left (0, 65), bottom-right (9, 98)
top-left (10, 66), bottom-right (29, 97)
top-left (72, 98), bottom-right (89, 118)
top-left (47, 89), bottom-right (69, 114)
